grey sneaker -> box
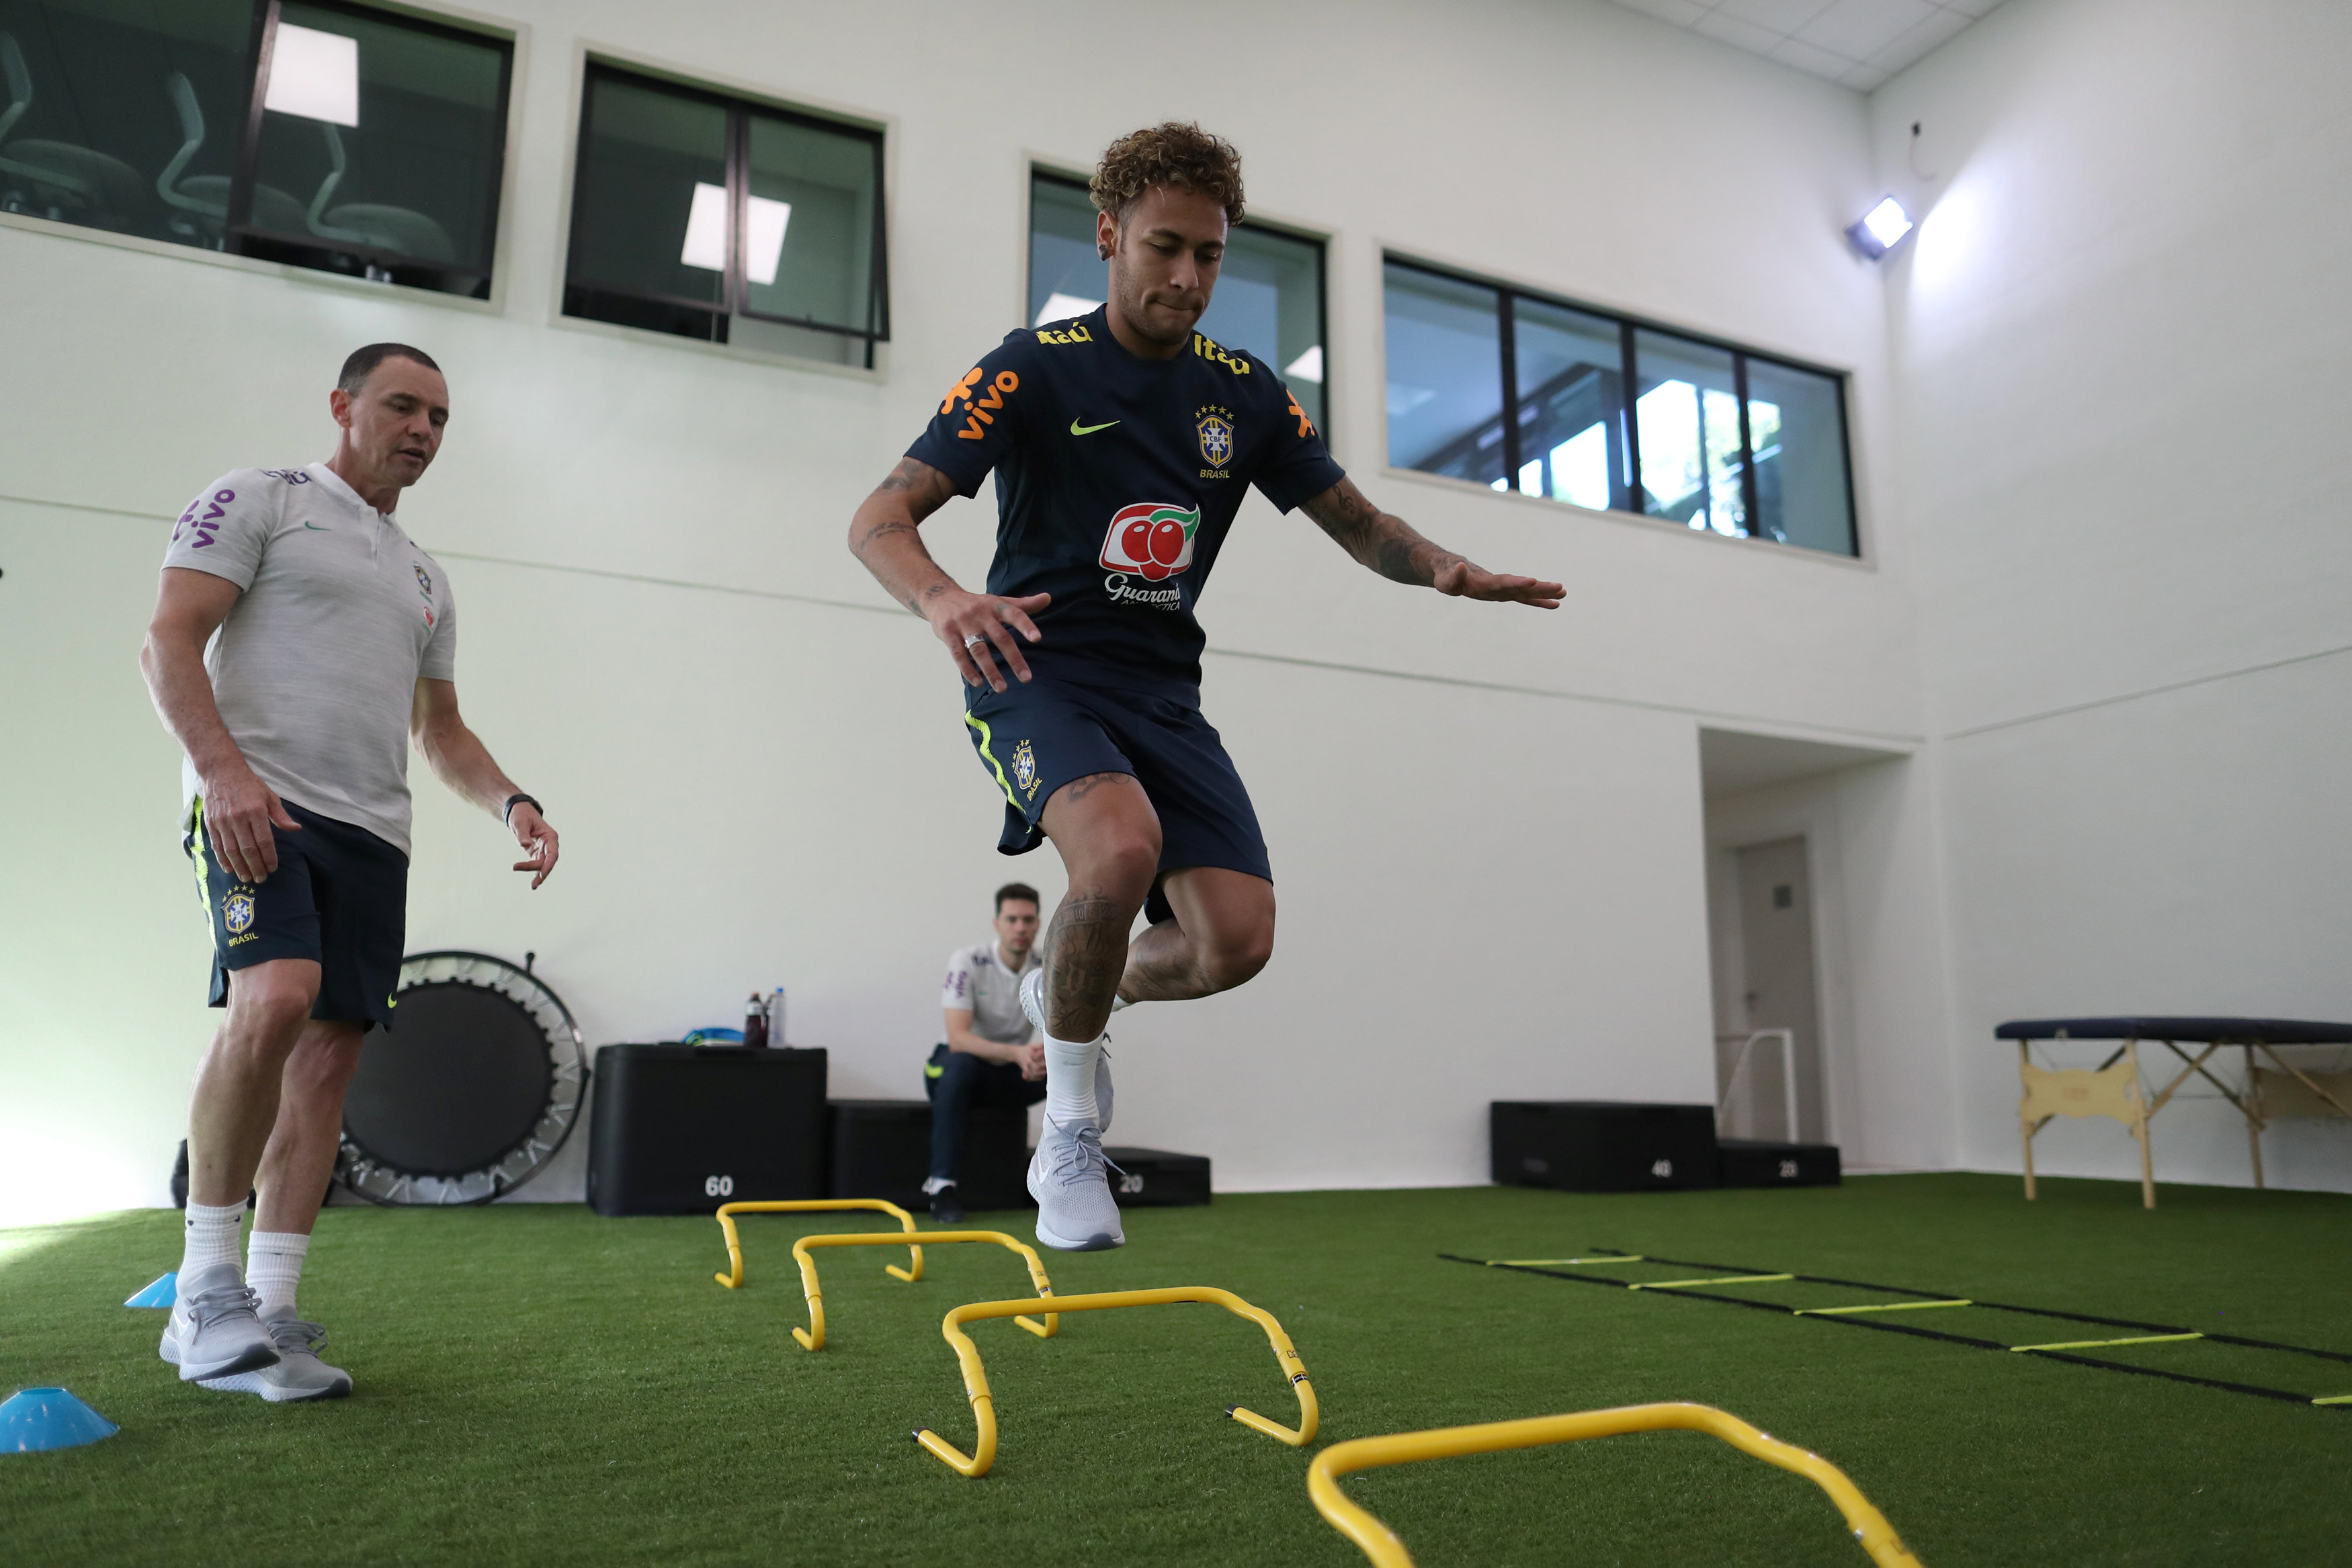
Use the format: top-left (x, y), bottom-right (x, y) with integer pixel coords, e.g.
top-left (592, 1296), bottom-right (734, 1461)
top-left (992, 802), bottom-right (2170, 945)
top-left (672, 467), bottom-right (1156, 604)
top-left (1094, 1049), bottom-right (1114, 1135)
top-left (199, 1311), bottom-right (351, 1403)
top-left (1029, 1117), bottom-right (1126, 1252)
top-left (1019, 963), bottom-right (1049, 1037)
top-left (158, 1264), bottom-right (279, 1383)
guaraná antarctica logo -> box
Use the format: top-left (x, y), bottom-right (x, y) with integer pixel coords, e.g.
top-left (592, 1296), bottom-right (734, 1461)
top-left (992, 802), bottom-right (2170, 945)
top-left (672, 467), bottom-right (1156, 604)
top-left (1099, 502), bottom-right (1202, 583)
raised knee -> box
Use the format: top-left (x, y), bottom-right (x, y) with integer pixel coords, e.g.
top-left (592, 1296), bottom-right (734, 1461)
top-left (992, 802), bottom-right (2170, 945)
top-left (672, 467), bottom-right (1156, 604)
top-left (230, 971), bottom-right (316, 1041)
top-left (1203, 926), bottom-right (1275, 992)
top-left (1078, 832), bottom-right (1161, 904)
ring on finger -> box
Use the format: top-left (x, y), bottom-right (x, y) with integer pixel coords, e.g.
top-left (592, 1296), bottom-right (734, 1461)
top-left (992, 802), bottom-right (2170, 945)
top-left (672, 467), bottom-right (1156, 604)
top-left (963, 634), bottom-right (986, 649)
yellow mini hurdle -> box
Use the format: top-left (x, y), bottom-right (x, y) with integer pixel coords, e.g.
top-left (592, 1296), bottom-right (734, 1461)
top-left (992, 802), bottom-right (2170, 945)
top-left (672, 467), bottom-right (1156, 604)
top-left (710, 1199), bottom-right (921, 1291)
top-left (913, 1286), bottom-right (1316, 1478)
top-left (1307, 1402), bottom-right (1921, 1568)
top-left (790, 1230), bottom-right (1058, 1352)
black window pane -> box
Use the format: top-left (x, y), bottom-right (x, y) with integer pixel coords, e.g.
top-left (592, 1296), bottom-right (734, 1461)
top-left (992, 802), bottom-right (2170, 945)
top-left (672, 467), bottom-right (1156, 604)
top-left (245, 3), bottom-right (505, 286)
top-left (569, 70), bottom-right (726, 310)
top-left (1746, 358), bottom-right (1855, 556)
top-left (1633, 329), bottom-right (1747, 535)
top-left (0, 0), bottom-right (252, 247)
top-left (741, 110), bottom-right (878, 335)
top-left (1197, 221), bottom-right (1325, 430)
top-left (1384, 264), bottom-right (1505, 488)
top-left (1513, 299), bottom-right (1629, 511)
top-left (1026, 173), bottom-right (1099, 326)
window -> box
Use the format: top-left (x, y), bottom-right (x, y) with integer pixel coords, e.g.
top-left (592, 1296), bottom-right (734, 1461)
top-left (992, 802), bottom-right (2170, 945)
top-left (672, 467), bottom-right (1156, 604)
top-left (0, 0), bottom-right (511, 298)
top-left (1382, 259), bottom-right (1857, 557)
top-left (1028, 170), bottom-right (1328, 431)
top-left (564, 62), bottom-right (888, 367)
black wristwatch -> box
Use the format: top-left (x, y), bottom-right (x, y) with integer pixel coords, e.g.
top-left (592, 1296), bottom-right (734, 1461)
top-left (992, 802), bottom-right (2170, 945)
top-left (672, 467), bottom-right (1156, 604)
top-left (503, 793), bottom-right (542, 826)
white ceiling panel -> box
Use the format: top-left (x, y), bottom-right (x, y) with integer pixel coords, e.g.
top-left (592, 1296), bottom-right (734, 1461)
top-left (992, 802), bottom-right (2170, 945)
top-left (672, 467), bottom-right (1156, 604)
top-left (1613, 0), bottom-right (2003, 88)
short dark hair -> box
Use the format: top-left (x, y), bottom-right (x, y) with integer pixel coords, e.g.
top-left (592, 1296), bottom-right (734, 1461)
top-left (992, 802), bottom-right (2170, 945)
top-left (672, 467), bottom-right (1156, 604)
top-left (1090, 122), bottom-right (1245, 226)
top-left (994, 882), bottom-right (1041, 913)
top-left (338, 342), bottom-right (442, 398)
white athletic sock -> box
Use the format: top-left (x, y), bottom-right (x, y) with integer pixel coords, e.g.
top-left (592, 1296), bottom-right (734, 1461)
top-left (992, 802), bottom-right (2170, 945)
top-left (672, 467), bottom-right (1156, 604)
top-left (1109, 994), bottom-right (1133, 1012)
top-left (921, 1177), bottom-right (956, 1196)
top-left (247, 1231), bottom-right (310, 1318)
top-left (179, 1199), bottom-right (245, 1282)
top-left (1043, 1032), bottom-right (1104, 1129)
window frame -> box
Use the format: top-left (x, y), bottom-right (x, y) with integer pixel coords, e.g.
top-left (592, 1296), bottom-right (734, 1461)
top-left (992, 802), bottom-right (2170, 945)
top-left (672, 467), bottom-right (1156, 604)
top-left (1026, 166), bottom-right (1331, 436)
top-left (563, 58), bottom-right (890, 362)
top-left (1381, 253), bottom-right (1860, 559)
top-left (227, 0), bottom-right (515, 298)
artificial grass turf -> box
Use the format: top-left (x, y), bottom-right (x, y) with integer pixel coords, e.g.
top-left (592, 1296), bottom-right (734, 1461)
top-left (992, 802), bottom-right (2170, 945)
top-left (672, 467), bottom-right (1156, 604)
top-left (3, 1174), bottom-right (2347, 1567)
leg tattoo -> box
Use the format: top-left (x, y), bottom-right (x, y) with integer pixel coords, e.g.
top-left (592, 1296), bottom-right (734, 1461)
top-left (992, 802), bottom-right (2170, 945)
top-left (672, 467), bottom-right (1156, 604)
top-left (1044, 891), bottom-right (1129, 1041)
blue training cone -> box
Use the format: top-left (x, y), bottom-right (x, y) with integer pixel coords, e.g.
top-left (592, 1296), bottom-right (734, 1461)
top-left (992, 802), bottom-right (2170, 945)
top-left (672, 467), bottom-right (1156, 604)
top-left (124, 1272), bottom-right (177, 1309)
top-left (2, 1388), bottom-right (120, 1453)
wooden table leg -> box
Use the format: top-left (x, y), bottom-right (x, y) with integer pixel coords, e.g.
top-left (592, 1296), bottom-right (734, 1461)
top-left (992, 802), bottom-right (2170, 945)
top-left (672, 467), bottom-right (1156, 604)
top-left (2019, 1041), bottom-right (2038, 1201)
top-left (2130, 1040), bottom-right (2154, 1209)
top-left (2246, 1045), bottom-right (2266, 1190)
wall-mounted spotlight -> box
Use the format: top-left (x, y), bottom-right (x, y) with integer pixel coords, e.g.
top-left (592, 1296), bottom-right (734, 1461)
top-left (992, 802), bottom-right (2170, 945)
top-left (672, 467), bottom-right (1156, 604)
top-left (1845, 197), bottom-right (1914, 259)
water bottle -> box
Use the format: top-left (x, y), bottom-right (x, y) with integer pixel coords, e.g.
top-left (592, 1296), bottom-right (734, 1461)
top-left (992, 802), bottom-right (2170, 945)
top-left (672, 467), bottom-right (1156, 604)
top-left (767, 986), bottom-right (786, 1047)
top-left (743, 991), bottom-right (769, 1050)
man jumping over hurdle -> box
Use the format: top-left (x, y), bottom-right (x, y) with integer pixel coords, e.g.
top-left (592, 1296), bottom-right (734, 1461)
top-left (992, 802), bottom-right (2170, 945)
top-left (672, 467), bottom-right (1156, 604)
top-left (847, 123), bottom-right (1560, 1252)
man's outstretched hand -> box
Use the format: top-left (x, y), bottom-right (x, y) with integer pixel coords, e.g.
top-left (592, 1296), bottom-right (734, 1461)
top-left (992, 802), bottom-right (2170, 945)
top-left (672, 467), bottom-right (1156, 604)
top-left (1433, 560), bottom-right (1564, 609)
top-left (510, 803), bottom-right (559, 889)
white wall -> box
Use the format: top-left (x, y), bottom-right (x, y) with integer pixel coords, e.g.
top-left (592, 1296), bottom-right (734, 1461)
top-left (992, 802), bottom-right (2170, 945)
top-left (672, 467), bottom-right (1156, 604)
top-left (0, 0), bottom-right (1942, 1221)
top-left (1877, 0), bottom-right (2352, 1189)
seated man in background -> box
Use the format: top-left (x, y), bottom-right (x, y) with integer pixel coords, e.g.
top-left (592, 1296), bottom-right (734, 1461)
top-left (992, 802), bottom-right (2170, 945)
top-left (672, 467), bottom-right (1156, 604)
top-left (923, 883), bottom-right (1050, 1223)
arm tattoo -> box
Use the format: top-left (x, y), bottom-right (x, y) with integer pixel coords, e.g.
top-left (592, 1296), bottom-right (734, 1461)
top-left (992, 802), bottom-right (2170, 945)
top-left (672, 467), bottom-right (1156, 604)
top-left (1303, 481), bottom-right (1467, 588)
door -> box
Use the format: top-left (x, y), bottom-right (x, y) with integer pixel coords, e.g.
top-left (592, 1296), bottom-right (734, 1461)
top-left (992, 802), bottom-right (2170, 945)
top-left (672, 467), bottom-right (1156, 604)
top-left (1732, 838), bottom-right (1823, 1143)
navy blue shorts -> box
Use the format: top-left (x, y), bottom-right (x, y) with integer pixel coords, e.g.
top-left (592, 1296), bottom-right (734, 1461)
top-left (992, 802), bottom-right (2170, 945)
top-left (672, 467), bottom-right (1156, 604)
top-left (963, 677), bottom-right (1271, 918)
top-left (184, 797), bottom-right (409, 1029)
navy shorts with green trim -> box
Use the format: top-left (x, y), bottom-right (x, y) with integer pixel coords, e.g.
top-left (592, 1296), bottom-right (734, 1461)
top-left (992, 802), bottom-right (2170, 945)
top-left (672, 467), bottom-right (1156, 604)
top-left (962, 676), bottom-right (1271, 919)
top-left (185, 797), bottom-right (409, 1029)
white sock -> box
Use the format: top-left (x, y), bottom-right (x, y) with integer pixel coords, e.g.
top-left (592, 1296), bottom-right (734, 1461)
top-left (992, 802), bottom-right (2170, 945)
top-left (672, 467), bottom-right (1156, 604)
top-left (921, 1177), bottom-right (956, 1196)
top-left (179, 1199), bottom-right (245, 1282)
top-left (1109, 994), bottom-right (1132, 1012)
top-left (247, 1231), bottom-right (310, 1318)
top-left (1043, 1031), bottom-right (1104, 1128)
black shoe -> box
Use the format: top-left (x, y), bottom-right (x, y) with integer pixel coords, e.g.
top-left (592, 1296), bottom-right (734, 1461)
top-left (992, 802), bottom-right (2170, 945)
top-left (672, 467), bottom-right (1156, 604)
top-left (929, 1189), bottom-right (966, 1225)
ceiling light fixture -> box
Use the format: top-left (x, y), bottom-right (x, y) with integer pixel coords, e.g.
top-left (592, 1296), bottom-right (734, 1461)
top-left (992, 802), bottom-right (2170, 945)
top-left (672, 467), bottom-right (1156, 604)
top-left (264, 24), bottom-right (360, 128)
top-left (1845, 196), bottom-right (1913, 259)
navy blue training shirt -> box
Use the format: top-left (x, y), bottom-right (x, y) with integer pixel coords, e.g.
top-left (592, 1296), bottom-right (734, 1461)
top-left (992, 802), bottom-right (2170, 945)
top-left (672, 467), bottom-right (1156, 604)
top-left (905, 305), bottom-right (1345, 702)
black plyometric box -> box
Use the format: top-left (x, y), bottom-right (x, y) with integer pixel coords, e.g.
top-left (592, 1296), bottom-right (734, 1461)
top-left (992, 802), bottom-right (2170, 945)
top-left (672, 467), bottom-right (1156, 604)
top-left (1718, 1139), bottom-right (1842, 1188)
top-left (1105, 1147), bottom-right (1211, 1207)
top-left (1490, 1101), bottom-right (1722, 1192)
top-left (829, 1100), bottom-right (1030, 1212)
top-left (587, 1045), bottom-right (827, 1216)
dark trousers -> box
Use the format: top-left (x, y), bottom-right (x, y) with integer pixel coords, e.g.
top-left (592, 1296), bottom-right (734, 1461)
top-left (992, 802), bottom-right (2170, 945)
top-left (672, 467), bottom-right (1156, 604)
top-left (925, 1043), bottom-right (1046, 1184)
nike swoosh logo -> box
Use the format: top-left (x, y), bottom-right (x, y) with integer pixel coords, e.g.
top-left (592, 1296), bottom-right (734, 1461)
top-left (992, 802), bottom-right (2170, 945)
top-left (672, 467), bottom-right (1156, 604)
top-left (1069, 419), bottom-right (1120, 436)
top-left (302, 522), bottom-right (331, 531)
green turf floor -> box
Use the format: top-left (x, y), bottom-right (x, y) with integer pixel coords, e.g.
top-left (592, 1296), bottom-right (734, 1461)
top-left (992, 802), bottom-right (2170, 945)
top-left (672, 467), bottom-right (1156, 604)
top-left (5, 1173), bottom-right (2349, 1566)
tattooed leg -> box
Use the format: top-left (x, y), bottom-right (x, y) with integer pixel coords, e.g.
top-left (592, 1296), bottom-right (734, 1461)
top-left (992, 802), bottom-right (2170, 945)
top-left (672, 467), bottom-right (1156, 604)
top-left (1038, 772), bottom-right (1159, 1041)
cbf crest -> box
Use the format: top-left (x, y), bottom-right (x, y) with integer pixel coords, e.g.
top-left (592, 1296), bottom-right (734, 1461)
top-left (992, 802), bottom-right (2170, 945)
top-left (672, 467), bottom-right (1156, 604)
top-left (224, 891), bottom-right (256, 934)
top-left (1013, 739), bottom-right (1039, 799)
top-left (1195, 405), bottom-right (1235, 470)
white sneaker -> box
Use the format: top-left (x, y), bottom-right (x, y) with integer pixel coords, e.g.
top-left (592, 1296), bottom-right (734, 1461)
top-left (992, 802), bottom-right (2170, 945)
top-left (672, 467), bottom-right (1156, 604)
top-left (1029, 1116), bottom-right (1126, 1252)
top-left (200, 1311), bottom-right (352, 1403)
top-left (159, 1264), bottom-right (279, 1383)
top-left (1019, 963), bottom-right (1050, 1037)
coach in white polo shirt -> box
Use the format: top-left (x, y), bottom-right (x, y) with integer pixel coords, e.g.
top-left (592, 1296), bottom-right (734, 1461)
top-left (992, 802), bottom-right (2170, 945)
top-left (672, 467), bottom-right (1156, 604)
top-left (139, 343), bottom-right (558, 1402)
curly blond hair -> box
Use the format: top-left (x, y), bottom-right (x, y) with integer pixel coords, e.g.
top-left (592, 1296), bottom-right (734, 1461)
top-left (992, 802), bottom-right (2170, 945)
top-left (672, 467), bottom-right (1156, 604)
top-left (1089, 122), bottom-right (1245, 226)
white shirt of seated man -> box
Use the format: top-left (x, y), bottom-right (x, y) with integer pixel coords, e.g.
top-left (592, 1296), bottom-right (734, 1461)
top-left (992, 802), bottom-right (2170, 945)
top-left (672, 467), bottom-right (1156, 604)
top-left (941, 887), bottom-right (1044, 1079)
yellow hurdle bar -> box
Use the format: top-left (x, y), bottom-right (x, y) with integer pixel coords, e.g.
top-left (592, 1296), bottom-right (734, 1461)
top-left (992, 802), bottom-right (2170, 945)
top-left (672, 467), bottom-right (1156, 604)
top-left (1307, 1402), bottom-right (1924, 1568)
top-left (791, 1229), bottom-right (1057, 1352)
top-left (1796, 1301), bottom-right (1974, 1317)
top-left (2314, 1395), bottom-right (2352, 1406)
top-left (2009, 1332), bottom-right (2202, 1354)
top-left (1489, 1256), bottom-right (1644, 1266)
top-left (711, 1199), bottom-right (921, 1291)
top-left (1628, 1274), bottom-right (1796, 1291)
top-left (913, 1285), bottom-right (1316, 1478)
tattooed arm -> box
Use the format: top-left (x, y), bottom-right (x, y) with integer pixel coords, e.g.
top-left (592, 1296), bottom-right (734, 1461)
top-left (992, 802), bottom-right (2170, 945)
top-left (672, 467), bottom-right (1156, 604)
top-left (848, 456), bottom-right (1050, 691)
top-left (1299, 477), bottom-right (1564, 608)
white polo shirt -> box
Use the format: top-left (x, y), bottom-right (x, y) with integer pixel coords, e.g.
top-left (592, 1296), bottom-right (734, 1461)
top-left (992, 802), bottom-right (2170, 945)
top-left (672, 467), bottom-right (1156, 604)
top-left (162, 462), bottom-right (456, 853)
top-left (941, 940), bottom-right (1036, 1046)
